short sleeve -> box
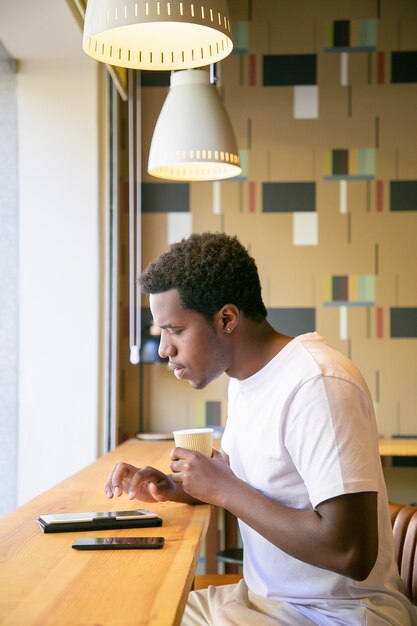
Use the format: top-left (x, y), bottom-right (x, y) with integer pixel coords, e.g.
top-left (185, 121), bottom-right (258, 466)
top-left (283, 375), bottom-right (380, 509)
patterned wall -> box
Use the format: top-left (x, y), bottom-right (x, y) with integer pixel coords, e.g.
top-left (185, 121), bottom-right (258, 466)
top-left (117, 0), bottom-right (417, 442)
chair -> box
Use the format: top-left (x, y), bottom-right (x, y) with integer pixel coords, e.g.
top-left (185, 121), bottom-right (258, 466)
top-left (217, 510), bottom-right (243, 574)
top-left (388, 501), bottom-right (417, 605)
top-left (194, 501), bottom-right (417, 600)
top-left (217, 547), bottom-right (243, 568)
top-left (193, 573), bottom-right (243, 590)
top-left (193, 548), bottom-right (243, 590)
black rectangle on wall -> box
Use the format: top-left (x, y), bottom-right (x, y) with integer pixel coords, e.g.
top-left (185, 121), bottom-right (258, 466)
top-left (206, 402), bottom-right (221, 426)
top-left (391, 51), bottom-right (417, 83)
top-left (141, 71), bottom-right (171, 87)
top-left (267, 308), bottom-right (316, 336)
top-left (332, 150), bottom-right (349, 176)
top-left (263, 54), bottom-right (317, 86)
top-left (333, 20), bottom-right (350, 47)
top-left (390, 308), bottom-right (417, 338)
top-left (142, 183), bottom-right (190, 212)
top-left (262, 182), bottom-right (315, 212)
top-left (332, 276), bottom-right (349, 301)
top-left (390, 180), bottom-right (417, 211)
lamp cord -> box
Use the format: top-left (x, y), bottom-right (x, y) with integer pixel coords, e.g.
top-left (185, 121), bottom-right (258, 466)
top-left (128, 69), bottom-right (141, 364)
top-left (136, 71), bottom-right (142, 363)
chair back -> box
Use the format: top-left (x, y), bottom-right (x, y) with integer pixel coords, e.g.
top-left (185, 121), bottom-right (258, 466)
top-left (389, 501), bottom-right (417, 605)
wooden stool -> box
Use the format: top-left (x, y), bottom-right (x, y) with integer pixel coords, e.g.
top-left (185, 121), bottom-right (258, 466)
top-left (193, 574), bottom-right (243, 590)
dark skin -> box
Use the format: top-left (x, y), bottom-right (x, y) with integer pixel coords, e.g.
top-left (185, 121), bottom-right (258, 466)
top-left (105, 288), bottom-right (379, 581)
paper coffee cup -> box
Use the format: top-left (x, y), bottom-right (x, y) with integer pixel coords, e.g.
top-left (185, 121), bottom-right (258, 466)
top-left (173, 428), bottom-right (214, 457)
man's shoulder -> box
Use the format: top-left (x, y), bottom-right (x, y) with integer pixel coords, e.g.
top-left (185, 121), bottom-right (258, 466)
top-left (295, 333), bottom-right (368, 391)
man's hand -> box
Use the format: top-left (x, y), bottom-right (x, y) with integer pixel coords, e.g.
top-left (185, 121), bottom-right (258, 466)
top-left (170, 447), bottom-right (237, 506)
top-left (105, 463), bottom-right (176, 503)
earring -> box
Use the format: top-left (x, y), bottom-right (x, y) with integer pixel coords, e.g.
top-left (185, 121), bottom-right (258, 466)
top-left (226, 327), bottom-right (232, 332)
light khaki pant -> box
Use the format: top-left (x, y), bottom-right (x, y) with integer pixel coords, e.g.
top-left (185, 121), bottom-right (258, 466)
top-left (181, 579), bottom-right (317, 626)
top-left (181, 579), bottom-right (411, 625)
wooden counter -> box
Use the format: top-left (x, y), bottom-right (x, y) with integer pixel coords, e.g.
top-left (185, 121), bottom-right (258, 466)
top-left (0, 439), bottom-right (212, 626)
top-left (379, 437), bottom-right (417, 457)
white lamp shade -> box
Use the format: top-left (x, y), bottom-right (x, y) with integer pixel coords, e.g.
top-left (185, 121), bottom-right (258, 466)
top-left (83, 0), bottom-right (233, 70)
top-left (148, 69), bottom-right (241, 181)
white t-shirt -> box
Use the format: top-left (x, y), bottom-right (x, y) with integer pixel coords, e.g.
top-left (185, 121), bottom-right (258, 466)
top-left (221, 333), bottom-right (416, 625)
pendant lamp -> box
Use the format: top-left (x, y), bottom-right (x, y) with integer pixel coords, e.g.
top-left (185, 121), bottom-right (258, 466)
top-left (148, 68), bottom-right (241, 181)
top-left (82, 0), bottom-right (233, 70)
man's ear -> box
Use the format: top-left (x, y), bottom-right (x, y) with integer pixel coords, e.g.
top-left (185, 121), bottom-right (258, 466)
top-left (218, 304), bottom-right (239, 333)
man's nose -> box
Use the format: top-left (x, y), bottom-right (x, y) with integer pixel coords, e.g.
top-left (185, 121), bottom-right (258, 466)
top-left (158, 332), bottom-right (176, 359)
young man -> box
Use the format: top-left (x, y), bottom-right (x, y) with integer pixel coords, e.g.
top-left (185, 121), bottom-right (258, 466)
top-left (105, 232), bottom-right (416, 625)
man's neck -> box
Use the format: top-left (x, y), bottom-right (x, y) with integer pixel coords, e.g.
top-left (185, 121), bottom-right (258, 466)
top-left (226, 320), bottom-right (293, 381)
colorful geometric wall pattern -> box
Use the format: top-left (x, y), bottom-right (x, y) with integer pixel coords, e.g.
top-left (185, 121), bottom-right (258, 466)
top-left (324, 275), bottom-right (376, 306)
top-left (118, 1), bottom-right (417, 447)
top-left (231, 148), bottom-right (248, 181)
top-left (324, 149), bottom-right (376, 180)
top-left (325, 19), bottom-right (377, 52)
top-left (231, 21), bottom-right (249, 54)
top-left (195, 400), bottom-right (224, 427)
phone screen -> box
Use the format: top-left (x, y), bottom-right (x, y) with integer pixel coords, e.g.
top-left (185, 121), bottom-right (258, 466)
top-left (41, 509), bottom-right (158, 524)
top-left (72, 536), bottom-right (165, 550)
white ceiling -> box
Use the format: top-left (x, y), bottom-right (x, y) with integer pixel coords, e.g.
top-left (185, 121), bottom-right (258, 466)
top-left (0, 0), bottom-right (88, 62)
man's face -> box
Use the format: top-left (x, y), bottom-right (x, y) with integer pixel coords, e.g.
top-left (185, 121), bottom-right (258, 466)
top-left (149, 289), bottom-right (228, 390)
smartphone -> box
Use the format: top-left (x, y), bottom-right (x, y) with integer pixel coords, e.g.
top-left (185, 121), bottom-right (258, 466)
top-left (40, 509), bottom-right (159, 525)
top-left (72, 536), bottom-right (165, 550)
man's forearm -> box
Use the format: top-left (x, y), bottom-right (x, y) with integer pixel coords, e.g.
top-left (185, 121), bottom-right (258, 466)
top-left (219, 478), bottom-right (378, 580)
